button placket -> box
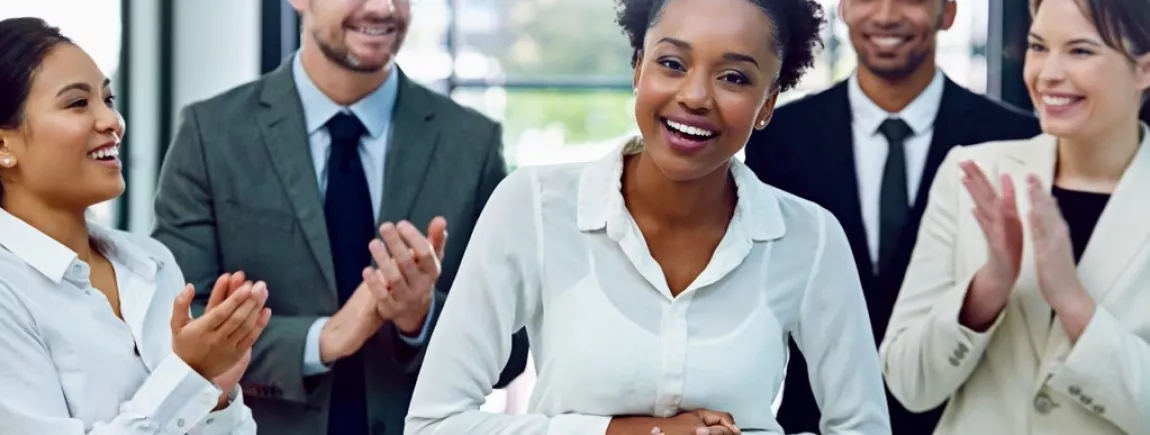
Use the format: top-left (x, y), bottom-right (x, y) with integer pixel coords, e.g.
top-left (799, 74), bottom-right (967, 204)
top-left (655, 298), bottom-right (691, 417)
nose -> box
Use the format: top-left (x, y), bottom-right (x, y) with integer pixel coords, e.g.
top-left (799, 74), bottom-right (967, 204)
top-left (676, 70), bottom-right (714, 113)
top-left (95, 103), bottom-right (125, 141)
top-left (1037, 54), bottom-right (1066, 84)
top-left (872, 0), bottom-right (900, 26)
top-left (361, 0), bottom-right (397, 14)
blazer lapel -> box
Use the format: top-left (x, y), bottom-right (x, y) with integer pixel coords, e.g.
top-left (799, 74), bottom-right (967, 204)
top-left (379, 71), bottom-right (440, 225)
top-left (257, 64), bottom-right (337, 292)
top-left (1073, 129), bottom-right (1150, 304)
top-left (816, 82), bottom-right (873, 273)
top-left (1001, 135), bottom-right (1059, 357)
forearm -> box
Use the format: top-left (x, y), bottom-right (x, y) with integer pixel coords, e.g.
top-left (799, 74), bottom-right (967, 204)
top-left (957, 268), bottom-right (1011, 332)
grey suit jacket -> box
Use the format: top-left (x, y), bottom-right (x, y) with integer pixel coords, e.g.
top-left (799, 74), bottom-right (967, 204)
top-left (152, 63), bottom-right (529, 435)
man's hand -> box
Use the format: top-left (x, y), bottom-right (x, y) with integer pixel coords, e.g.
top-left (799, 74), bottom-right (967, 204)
top-left (362, 217), bottom-right (447, 334)
top-left (319, 283), bottom-right (385, 365)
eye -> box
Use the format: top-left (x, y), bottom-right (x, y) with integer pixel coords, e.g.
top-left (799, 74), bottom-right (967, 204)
top-left (1027, 42), bottom-right (1046, 52)
top-left (104, 95), bottom-right (117, 107)
top-left (68, 98), bottom-right (89, 109)
top-left (1070, 47), bottom-right (1095, 56)
top-left (720, 71), bottom-right (750, 85)
top-left (657, 57), bottom-right (686, 72)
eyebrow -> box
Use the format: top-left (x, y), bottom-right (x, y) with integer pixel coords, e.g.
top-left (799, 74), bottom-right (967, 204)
top-left (656, 37), bottom-right (761, 69)
top-left (56, 78), bottom-right (112, 97)
top-left (1028, 33), bottom-right (1104, 47)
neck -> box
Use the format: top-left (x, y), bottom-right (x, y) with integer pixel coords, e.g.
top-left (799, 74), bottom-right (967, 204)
top-left (621, 152), bottom-right (736, 227)
top-left (1057, 119), bottom-right (1143, 185)
top-left (857, 61), bottom-right (938, 113)
top-left (299, 40), bottom-right (390, 106)
top-left (1, 192), bottom-right (93, 261)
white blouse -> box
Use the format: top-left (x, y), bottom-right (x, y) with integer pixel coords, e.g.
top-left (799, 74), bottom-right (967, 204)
top-left (0, 209), bottom-right (256, 434)
top-left (405, 139), bottom-right (891, 435)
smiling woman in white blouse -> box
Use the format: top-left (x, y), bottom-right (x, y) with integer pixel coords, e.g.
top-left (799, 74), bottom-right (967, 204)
top-left (0, 18), bottom-right (269, 435)
top-left (403, 0), bottom-right (891, 434)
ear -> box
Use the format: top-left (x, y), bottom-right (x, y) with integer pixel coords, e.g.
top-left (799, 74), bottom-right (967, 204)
top-left (754, 88), bottom-right (781, 130)
top-left (1136, 52), bottom-right (1150, 94)
top-left (632, 49), bottom-right (644, 92)
top-left (939, 0), bottom-right (957, 31)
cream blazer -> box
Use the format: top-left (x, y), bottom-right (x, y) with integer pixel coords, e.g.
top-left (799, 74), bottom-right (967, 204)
top-left (879, 125), bottom-right (1150, 435)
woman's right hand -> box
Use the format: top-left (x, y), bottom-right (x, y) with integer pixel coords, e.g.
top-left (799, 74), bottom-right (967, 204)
top-left (608, 409), bottom-right (740, 435)
top-left (959, 161), bottom-right (1022, 328)
top-left (170, 273), bottom-right (270, 379)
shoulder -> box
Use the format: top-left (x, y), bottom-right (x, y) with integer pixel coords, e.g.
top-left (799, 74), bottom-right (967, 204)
top-left (951, 134), bottom-right (1047, 165)
top-left (180, 77), bottom-right (268, 122)
top-left (402, 78), bottom-right (500, 136)
top-left (107, 229), bottom-right (181, 272)
top-left (948, 85), bottom-right (1041, 139)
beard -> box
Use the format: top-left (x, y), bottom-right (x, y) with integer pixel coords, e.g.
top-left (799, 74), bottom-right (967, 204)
top-left (313, 29), bottom-right (397, 73)
top-left (858, 48), bottom-right (930, 81)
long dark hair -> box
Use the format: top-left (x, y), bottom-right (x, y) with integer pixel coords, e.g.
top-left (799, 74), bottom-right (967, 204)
top-left (0, 17), bottom-right (72, 203)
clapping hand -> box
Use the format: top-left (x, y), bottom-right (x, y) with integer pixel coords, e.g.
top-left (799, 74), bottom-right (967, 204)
top-left (362, 217), bottom-right (447, 334)
top-left (171, 272), bottom-right (270, 393)
top-left (1025, 175), bottom-right (1089, 310)
top-left (961, 161), bottom-right (1024, 291)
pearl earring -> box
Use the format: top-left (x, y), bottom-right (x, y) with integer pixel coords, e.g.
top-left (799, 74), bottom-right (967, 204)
top-left (0, 156), bottom-right (12, 167)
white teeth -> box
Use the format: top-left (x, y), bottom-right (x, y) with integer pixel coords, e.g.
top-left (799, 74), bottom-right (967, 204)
top-left (87, 146), bottom-right (120, 160)
top-left (1042, 95), bottom-right (1077, 107)
top-left (871, 36), bottom-right (904, 48)
top-left (665, 119), bottom-right (715, 138)
top-left (357, 27), bottom-right (391, 36)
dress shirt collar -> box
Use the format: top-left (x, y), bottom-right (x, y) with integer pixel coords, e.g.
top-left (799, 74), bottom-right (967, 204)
top-left (576, 137), bottom-right (786, 242)
top-left (292, 51), bottom-right (399, 139)
top-left (848, 68), bottom-right (945, 136)
top-left (0, 208), bottom-right (160, 285)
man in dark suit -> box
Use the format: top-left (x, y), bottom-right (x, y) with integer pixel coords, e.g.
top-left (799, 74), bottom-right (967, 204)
top-left (151, 1), bottom-right (527, 434)
top-left (744, 0), bottom-right (1040, 433)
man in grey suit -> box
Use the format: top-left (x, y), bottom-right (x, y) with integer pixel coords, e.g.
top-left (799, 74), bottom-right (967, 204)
top-left (151, 1), bottom-right (528, 434)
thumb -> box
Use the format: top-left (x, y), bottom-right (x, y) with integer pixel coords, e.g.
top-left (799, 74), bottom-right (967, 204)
top-left (170, 284), bottom-right (194, 330)
top-left (427, 216), bottom-right (448, 259)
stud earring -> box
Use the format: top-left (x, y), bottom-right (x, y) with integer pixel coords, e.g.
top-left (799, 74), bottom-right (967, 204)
top-left (0, 156), bottom-right (12, 167)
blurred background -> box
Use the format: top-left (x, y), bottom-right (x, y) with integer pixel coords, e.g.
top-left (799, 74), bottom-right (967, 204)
top-left (4, 0), bottom-right (1036, 414)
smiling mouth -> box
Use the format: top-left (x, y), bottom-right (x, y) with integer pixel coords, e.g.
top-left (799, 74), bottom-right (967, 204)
top-left (349, 24), bottom-right (397, 37)
top-left (87, 145), bottom-right (120, 161)
top-left (662, 118), bottom-right (718, 142)
top-left (867, 35), bottom-right (911, 49)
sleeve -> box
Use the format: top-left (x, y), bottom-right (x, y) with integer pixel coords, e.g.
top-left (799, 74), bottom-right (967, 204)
top-left (151, 104), bottom-right (321, 405)
top-left (0, 284), bottom-right (222, 435)
top-left (791, 209), bottom-right (891, 435)
top-left (1045, 307), bottom-right (1150, 433)
top-left (302, 318), bottom-right (333, 376)
top-left (403, 169), bottom-right (612, 435)
top-left (877, 147), bottom-right (1005, 412)
top-left (188, 388), bottom-right (257, 435)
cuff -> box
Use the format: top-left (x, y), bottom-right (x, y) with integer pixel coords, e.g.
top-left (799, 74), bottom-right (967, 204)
top-left (1048, 308), bottom-right (1122, 410)
top-left (397, 292), bottom-right (436, 346)
top-left (123, 352), bottom-right (222, 434)
top-left (929, 269), bottom-right (1003, 366)
top-left (546, 414), bottom-right (612, 435)
top-left (303, 317), bottom-right (333, 376)
top-left (189, 388), bottom-right (253, 435)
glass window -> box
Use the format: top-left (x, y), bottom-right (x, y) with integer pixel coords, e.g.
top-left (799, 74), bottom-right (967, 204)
top-left (451, 88), bottom-right (636, 169)
top-left (0, 0), bottom-right (123, 228)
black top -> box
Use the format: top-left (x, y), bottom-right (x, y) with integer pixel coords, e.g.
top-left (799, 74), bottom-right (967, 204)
top-left (1052, 186), bottom-right (1111, 263)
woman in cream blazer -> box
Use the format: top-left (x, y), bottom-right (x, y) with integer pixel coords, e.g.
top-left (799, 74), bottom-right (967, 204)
top-left (878, 0), bottom-right (1150, 433)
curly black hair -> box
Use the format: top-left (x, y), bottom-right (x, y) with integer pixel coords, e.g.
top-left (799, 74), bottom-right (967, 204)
top-left (615, 0), bottom-right (825, 92)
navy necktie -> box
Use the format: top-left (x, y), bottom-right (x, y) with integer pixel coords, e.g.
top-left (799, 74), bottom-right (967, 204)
top-left (323, 112), bottom-right (372, 435)
top-left (878, 118), bottom-right (913, 277)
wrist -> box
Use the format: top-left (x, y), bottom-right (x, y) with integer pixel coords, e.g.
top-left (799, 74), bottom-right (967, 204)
top-left (606, 416), bottom-right (657, 435)
top-left (319, 320), bottom-right (350, 365)
top-left (393, 312), bottom-right (427, 336)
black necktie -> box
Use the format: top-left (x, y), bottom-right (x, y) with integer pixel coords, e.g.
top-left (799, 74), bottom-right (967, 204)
top-left (323, 112), bottom-right (372, 435)
top-left (877, 118), bottom-right (913, 276)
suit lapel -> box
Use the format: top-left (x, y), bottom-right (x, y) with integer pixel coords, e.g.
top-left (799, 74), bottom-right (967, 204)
top-left (817, 83), bottom-right (873, 272)
top-left (257, 64), bottom-right (337, 293)
top-left (379, 71), bottom-right (440, 225)
top-left (1001, 135), bottom-right (1059, 357)
top-left (1072, 128), bottom-right (1150, 302)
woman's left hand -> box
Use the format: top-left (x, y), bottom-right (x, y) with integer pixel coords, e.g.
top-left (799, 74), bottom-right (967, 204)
top-left (1026, 175), bottom-right (1090, 310)
top-left (211, 348), bottom-right (250, 410)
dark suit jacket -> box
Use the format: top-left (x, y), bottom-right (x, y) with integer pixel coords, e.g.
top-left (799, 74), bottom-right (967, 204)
top-left (151, 63), bottom-right (529, 435)
top-left (744, 76), bottom-right (1041, 435)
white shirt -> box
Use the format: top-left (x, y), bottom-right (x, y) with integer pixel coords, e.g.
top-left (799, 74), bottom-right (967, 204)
top-left (848, 70), bottom-right (944, 271)
top-left (404, 139), bottom-right (891, 435)
top-left (0, 209), bottom-right (256, 435)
